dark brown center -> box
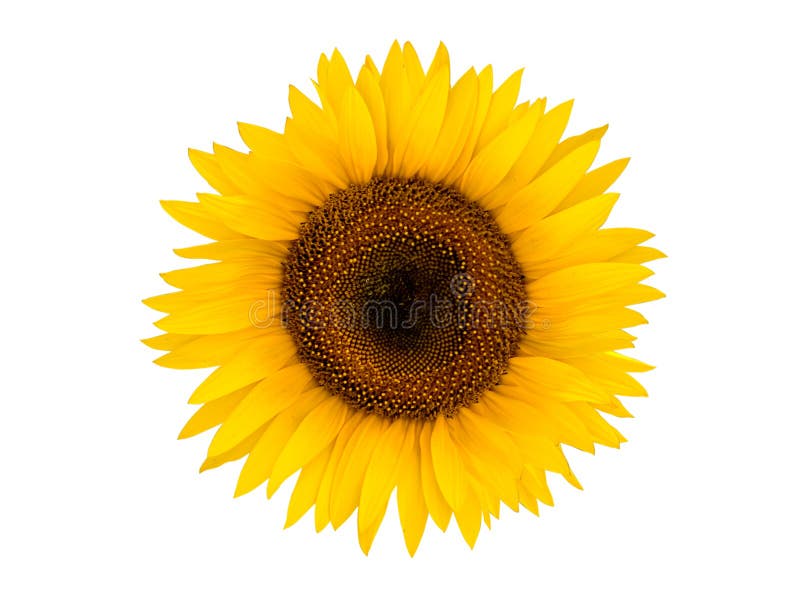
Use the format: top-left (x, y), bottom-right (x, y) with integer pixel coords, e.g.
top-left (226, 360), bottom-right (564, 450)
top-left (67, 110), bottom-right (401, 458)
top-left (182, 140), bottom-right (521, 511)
top-left (282, 177), bottom-right (527, 419)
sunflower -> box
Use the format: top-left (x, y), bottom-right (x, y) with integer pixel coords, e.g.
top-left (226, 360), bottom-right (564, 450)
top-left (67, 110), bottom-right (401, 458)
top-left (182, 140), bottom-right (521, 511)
top-left (144, 41), bottom-right (663, 555)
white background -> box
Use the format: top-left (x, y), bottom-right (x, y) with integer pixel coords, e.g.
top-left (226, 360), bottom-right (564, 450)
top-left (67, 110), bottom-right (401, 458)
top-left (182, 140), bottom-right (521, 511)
top-left (2, 1), bottom-right (798, 598)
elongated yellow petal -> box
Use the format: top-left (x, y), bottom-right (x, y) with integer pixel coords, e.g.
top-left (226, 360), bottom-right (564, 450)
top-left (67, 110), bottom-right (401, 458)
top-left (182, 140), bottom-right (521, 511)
top-left (558, 157), bottom-right (630, 211)
top-left (520, 227), bottom-right (656, 279)
top-left (160, 200), bottom-right (240, 241)
top-left (338, 86), bottom-right (378, 183)
top-left (456, 408), bottom-right (522, 475)
top-left (402, 41), bottom-right (425, 95)
top-left (475, 68), bottom-right (524, 152)
top-left (355, 63), bottom-right (388, 174)
top-left (418, 68), bottom-right (479, 182)
top-left (506, 356), bottom-right (610, 405)
top-left (419, 421), bottom-right (452, 531)
top-left (174, 239), bottom-right (288, 262)
top-left (395, 69), bottom-right (449, 177)
top-left (188, 148), bottom-right (239, 195)
top-left (453, 485), bottom-right (482, 548)
top-left (187, 334), bottom-right (296, 404)
top-left (314, 412), bottom-right (366, 532)
top-left (154, 327), bottom-right (264, 369)
top-left (430, 415), bottom-right (468, 511)
top-left (459, 107), bottom-right (541, 199)
top-left (395, 421), bottom-right (427, 556)
top-left (425, 42), bottom-right (450, 81)
top-left (381, 41), bottom-right (412, 175)
top-left (611, 246), bottom-right (667, 264)
top-left (284, 89), bottom-right (348, 187)
top-left (568, 403), bottom-right (625, 448)
top-left (513, 193), bottom-right (618, 262)
top-left (529, 263), bottom-right (657, 311)
top-left (541, 125), bottom-right (608, 173)
top-left (178, 384), bottom-right (255, 439)
top-left (142, 332), bottom-right (197, 352)
top-left (160, 260), bottom-right (281, 291)
top-left (478, 98), bottom-right (547, 209)
top-left (285, 444), bottom-right (332, 528)
top-left (237, 122), bottom-right (288, 159)
top-left (329, 415), bottom-right (389, 528)
top-left (358, 419), bottom-right (408, 534)
top-left (267, 396), bottom-right (351, 497)
top-left (510, 99), bottom-right (573, 178)
top-left (497, 140), bottom-right (600, 232)
top-left (234, 387), bottom-right (325, 497)
top-left (443, 65), bottom-right (493, 185)
top-left (318, 48), bottom-right (355, 113)
top-left (357, 419), bottom-right (409, 553)
top-left (149, 288), bottom-right (278, 335)
top-left (565, 352), bottom-right (652, 400)
top-left (206, 363), bottom-right (312, 456)
top-left (197, 193), bottom-right (301, 241)
top-left (200, 425), bottom-right (266, 472)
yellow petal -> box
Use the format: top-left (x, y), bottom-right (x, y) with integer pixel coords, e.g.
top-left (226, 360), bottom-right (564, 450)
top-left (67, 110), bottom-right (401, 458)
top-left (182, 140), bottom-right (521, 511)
top-left (160, 200), bottom-right (240, 241)
top-left (509, 99), bottom-right (573, 179)
top-left (429, 415), bottom-right (468, 511)
top-left (237, 122), bottom-right (288, 159)
top-left (178, 384), bottom-right (255, 439)
top-left (329, 415), bottom-right (389, 529)
top-left (142, 332), bottom-right (196, 351)
top-left (154, 327), bottom-right (264, 369)
top-left (497, 140), bottom-right (600, 232)
top-left (419, 421), bottom-right (452, 531)
top-left (443, 65), bottom-right (493, 185)
top-left (395, 69), bottom-right (449, 177)
top-left (425, 42), bottom-right (450, 81)
top-left (174, 239), bottom-right (288, 262)
top-left (355, 63), bottom-right (389, 174)
top-left (506, 356), bottom-right (610, 405)
top-left (528, 263), bottom-right (657, 311)
top-left (267, 396), bottom-right (351, 497)
top-left (611, 246), bottom-right (667, 264)
top-left (558, 157), bottom-right (630, 211)
top-left (285, 443), bottom-right (332, 528)
top-left (358, 419), bottom-right (408, 535)
top-left (519, 227), bottom-right (656, 279)
top-left (187, 333), bottom-right (296, 404)
top-left (402, 41), bottom-right (425, 95)
top-left (567, 403), bottom-right (625, 449)
top-left (284, 88), bottom-right (349, 187)
top-left (475, 68), bottom-right (524, 152)
top-left (338, 86), bottom-right (378, 184)
top-left (149, 288), bottom-right (278, 335)
top-left (160, 260), bottom-right (281, 291)
top-left (206, 363), bottom-right (312, 456)
top-left (188, 148), bottom-right (238, 195)
top-left (318, 48), bottom-right (354, 113)
top-left (197, 193), bottom-right (301, 241)
top-left (417, 68), bottom-right (479, 182)
top-left (453, 485), bottom-right (482, 548)
top-left (541, 125), bottom-right (607, 173)
top-left (514, 193), bottom-right (618, 263)
top-left (395, 421), bottom-right (427, 556)
top-left (314, 412), bottom-right (366, 532)
top-left (380, 41), bottom-right (412, 175)
top-left (459, 107), bottom-right (541, 199)
top-left (234, 387), bottom-right (325, 497)
top-left (199, 425), bottom-right (266, 472)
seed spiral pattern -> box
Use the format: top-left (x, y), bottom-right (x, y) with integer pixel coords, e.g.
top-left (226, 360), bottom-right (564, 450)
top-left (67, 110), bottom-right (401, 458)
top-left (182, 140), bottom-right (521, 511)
top-left (283, 177), bottom-right (527, 419)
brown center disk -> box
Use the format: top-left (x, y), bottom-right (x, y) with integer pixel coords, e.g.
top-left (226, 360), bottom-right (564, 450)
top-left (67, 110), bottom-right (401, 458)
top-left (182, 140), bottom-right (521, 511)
top-left (283, 177), bottom-right (527, 419)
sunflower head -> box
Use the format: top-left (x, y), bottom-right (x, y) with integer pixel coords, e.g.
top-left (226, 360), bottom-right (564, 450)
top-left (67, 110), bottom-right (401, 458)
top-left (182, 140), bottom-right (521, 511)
top-left (145, 41), bottom-right (663, 556)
